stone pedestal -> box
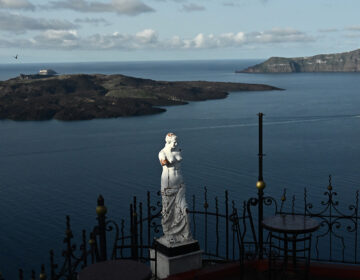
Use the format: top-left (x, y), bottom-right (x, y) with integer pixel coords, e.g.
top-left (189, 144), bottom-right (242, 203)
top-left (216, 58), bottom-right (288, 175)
top-left (149, 238), bottom-right (202, 279)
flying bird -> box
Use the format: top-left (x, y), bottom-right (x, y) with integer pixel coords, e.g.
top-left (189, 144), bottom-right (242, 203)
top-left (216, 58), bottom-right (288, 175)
top-left (14, 54), bottom-right (18, 59)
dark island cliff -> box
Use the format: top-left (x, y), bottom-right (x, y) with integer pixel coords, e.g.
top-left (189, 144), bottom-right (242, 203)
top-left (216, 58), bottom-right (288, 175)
top-left (0, 73), bottom-right (282, 121)
top-left (238, 48), bottom-right (360, 73)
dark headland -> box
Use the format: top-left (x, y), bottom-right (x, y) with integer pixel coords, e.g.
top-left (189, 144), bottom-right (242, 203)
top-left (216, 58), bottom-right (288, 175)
top-left (0, 73), bottom-right (282, 121)
top-left (238, 48), bottom-right (360, 73)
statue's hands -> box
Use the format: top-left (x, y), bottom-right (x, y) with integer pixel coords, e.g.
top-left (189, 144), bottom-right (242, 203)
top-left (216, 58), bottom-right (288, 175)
top-left (160, 159), bottom-right (169, 166)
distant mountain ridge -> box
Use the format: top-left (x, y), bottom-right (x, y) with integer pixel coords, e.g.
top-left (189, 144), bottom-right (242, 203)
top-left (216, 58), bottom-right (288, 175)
top-left (238, 49), bottom-right (360, 73)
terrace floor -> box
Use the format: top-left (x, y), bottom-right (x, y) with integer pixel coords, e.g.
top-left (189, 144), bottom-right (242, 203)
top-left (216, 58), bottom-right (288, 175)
top-left (165, 260), bottom-right (360, 280)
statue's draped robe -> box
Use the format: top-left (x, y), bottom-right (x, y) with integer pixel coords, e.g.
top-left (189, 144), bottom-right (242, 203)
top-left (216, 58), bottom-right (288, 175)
top-left (159, 149), bottom-right (191, 244)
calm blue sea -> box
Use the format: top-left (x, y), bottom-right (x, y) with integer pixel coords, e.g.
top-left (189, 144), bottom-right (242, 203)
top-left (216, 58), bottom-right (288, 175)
top-left (1, 60), bottom-right (360, 278)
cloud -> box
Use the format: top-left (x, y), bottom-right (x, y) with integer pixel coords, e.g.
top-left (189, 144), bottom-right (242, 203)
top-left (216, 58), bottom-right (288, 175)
top-left (170, 28), bottom-right (313, 49)
top-left (151, 0), bottom-right (187, 2)
top-left (222, 1), bottom-right (237, 7)
top-left (0, 28), bottom-right (314, 50)
top-left (247, 28), bottom-right (314, 44)
top-left (0, 12), bottom-right (76, 33)
top-left (344, 33), bottom-right (360, 38)
top-left (82, 29), bottom-right (159, 49)
top-left (345, 26), bottom-right (360, 31)
top-left (45, 0), bottom-right (154, 15)
top-left (318, 28), bottom-right (339, 33)
top-left (33, 30), bottom-right (79, 48)
top-left (0, 29), bottom-right (78, 49)
top-left (74, 17), bottom-right (111, 26)
top-left (0, 0), bottom-right (35, 10)
top-left (181, 3), bottom-right (205, 12)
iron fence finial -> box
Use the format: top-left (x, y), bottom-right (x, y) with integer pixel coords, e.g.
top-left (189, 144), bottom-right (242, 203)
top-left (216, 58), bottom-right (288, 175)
top-left (328, 174), bottom-right (333, 191)
top-left (39, 264), bottom-right (46, 280)
top-left (96, 195), bottom-right (107, 216)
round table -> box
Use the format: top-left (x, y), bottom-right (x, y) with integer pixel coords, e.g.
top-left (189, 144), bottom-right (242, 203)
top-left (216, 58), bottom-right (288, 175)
top-left (78, 260), bottom-right (152, 280)
top-left (262, 214), bottom-right (319, 234)
top-left (262, 215), bottom-right (320, 280)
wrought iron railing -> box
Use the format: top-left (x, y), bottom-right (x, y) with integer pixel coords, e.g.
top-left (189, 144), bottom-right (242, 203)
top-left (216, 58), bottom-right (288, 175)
top-left (10, 187), bottom-right (249, 280)
top-left (247, 175), bottom-right (360, 264)
top-left (6, 177), bottom-right (360, 279)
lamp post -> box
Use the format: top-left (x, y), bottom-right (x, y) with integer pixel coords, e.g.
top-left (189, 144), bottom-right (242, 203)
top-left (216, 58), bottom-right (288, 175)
top-left (256, 113), bottom-right (266, 259)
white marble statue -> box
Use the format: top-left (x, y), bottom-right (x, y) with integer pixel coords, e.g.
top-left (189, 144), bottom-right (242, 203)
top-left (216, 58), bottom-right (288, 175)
top-left (158, 133), bottom-right (192, 245)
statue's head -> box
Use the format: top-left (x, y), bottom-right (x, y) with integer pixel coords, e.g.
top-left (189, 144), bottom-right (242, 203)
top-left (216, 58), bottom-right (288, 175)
top-left (165, 133), bottom-right (178, 149)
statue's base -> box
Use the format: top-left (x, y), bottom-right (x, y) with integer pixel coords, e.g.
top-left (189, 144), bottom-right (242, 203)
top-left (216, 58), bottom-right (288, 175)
top-left (149, 238), bottom-right (202, 279)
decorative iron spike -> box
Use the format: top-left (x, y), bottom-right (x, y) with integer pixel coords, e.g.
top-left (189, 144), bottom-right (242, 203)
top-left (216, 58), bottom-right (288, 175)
top-left (65, 215), bottom-right (72, 238)
top-left (39, 264), bottom-right (46, 280)
top-left (96, 195), bottom-right (107, 216)
top-left (88, 232), bottom-right (95, 245)
top-left (49, 249), bottom-right (57, 279)
top-left (19, 269), bottom-right (23, 280)
top-left (328, 174), bottom-right (333, 191)
top-left (204, 186), bottom-right (208, 209)
top-left (98, 195), bottom-right (104, 206)
top-left (82, 229), bottom-right (86, 243)
top-left (66, 215), bottom-right (70, 229)
top-left (292, 195), bottom-right (296, 214)
top-left (279, 188), bottom-right (286, 214)
top-left (281, 188), bottom-right (287, 202)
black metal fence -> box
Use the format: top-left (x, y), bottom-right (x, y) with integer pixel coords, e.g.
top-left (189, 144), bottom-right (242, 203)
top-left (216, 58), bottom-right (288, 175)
top-left (13, 173), bottom-right (360, 280)
top-left (11, 188), bottom-right (251, 280)
top-left (247, 175), bottom-right (360, 264)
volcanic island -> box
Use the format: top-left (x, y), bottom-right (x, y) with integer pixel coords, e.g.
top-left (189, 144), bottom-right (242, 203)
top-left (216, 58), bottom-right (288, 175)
top-left (0, 73), bottom-right (282, 121)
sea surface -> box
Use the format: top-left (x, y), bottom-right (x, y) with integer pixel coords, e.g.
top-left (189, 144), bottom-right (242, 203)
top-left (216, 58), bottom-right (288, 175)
top-left (1, 60), bottom-right (360, 278)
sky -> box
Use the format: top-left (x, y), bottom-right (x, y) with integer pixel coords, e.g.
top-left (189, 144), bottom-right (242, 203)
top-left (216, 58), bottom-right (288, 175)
top-left (0, 0), bottom-right (360, 63)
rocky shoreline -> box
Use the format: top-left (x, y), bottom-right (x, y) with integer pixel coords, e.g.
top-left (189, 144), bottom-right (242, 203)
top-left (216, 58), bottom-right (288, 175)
top-left (0, 73), bottom-right (282, 121)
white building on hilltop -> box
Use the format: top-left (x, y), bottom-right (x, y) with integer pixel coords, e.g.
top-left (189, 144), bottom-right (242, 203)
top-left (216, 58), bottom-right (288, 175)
top-left (39, 69), bottom-right (57, 76)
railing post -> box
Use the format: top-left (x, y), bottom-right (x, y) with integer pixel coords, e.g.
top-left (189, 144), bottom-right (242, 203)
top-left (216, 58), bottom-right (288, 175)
top-left (39, 264), bottom-right (47, 280)
top-left (65, 216), bottom-right (73, 270)
top-left (49, 250), bottom-right (56, 280)
top-left (257, 112), bottom-right (266, 259)
top-left (130, 203), bottom-right (134, 259)
top-left (133, 196), bottom-right (139, 260)
top-left (225, 190), bottom-right (229, 260)
top-left (89, 232), bottom-right (97, 263)
top-left (147, 191), bottom-right (151, 249)
top-left (96, 195), bottom-right (107, 261)
top-left (139, 202), bottom-right (143, 259)
top-left (355, 190), bottom-right (359, 263)
top-left (204, 187), bottom-right (208, 254)
top-left (82, 230), bottom-right (87, 268)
